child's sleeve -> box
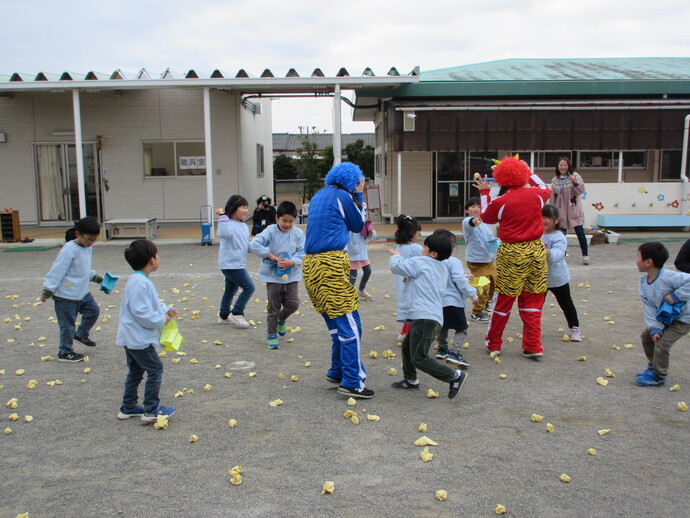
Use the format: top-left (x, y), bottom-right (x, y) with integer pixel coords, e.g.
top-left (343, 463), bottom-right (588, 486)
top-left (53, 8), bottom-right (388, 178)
top-left (389, 254), bottom-right (419, 278)
top-left (449, 260), bottom-right (477, 300)
top-left (217, 215), bottom-right (232, 239)
top-left (547, 234), bottom-right (567, 264)
top-left (340, 191), bottom-right (365, 234)
top-left (249, 227), bottom-right (271, 258)
top-left (43, 247), bottom-right (75, 293)
top-left (667, 270), bottom-right (690, 304)
top-left (129, 282), bottom-right (167, 330)
top-left (291, 230), bottom-right (306, 267)
top-left (638, 281), bottom-right (663, 335)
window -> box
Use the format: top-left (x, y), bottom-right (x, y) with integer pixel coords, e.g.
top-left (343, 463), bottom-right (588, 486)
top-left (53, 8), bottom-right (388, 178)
top-left (143, 141), bottom-right (206, 177)
top-left (578, 151), bottom-right (615, 169)
top-left (660, 150), bottom-right (682, 180)
top-left (623, 151), bottom-right (646, 168)
top-left (375, 153), bottom-right (381, 177)
top-left (538, 151), bottom-right (573, 169)
top-left (256, 144), bottom-right (265, 178)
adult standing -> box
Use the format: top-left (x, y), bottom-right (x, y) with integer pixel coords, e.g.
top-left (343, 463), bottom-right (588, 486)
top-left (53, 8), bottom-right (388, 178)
top-left (302, 162), bottom-right (374, 399)
top-left (251, 195), bottom-right (277, 236)
top-left (549, 157), bottom-right (589, 264)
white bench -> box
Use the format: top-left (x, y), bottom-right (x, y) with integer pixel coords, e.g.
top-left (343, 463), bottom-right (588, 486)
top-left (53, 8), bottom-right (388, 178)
top-left (104, 218), bottom-right (158, 240)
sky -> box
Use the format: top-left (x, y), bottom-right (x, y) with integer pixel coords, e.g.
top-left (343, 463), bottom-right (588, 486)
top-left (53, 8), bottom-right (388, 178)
top-left (3, 0), bottom-right (689, 134)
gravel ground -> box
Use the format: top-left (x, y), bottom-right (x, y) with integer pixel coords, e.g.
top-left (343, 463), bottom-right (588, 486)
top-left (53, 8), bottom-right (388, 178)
top-left (1, 237), bottom-right (689, 518)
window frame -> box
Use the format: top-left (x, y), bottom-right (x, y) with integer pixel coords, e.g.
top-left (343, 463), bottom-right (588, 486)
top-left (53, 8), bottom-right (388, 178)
top-left (142, 140), bottom-right (207, 178)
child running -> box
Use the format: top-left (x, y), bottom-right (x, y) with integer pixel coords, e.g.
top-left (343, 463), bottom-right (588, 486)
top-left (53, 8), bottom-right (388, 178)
top-left (462, 197), bottom-right (497, 322)
top-left (393, 214), bottom-right (423, 341)
top-left (541, 204), bottom-right (581, 342)
top-left (389, 232), bottom-right (468, 399)
top-left (216, 195), bottom-right (255, 328)
top-left (635, 242), bottom-right (690, 386)
top-left (41, 216), bottom-right (103, 363)
top-left (347, 223), bottom-right (376, 300)
top-left (432, 229), bottom-right (477, 367)
top-left (250, 201), bottom-right (305, 349)
top-left (116, 239), bottom-right (179, 423)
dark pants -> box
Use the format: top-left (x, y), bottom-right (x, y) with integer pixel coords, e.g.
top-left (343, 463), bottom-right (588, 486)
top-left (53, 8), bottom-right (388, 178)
top-left (219, 268), bottom-right (255, 318)
top-left (402, 319), bottom-right (455, 383)
top-left (122, 345), bottom-right (163, 413)
top-left (548, 283), bottom-right (579, 328)
top-left (349, 264), bottom-right (372, 291)
top-left (266, 282), bottom-right (300, 334)
top-left (573, 225), bottom-right (589, 257)
top-left (54, 293), bottom-right (100, 355)
top-left (640, 321), bottom-right (690, 379)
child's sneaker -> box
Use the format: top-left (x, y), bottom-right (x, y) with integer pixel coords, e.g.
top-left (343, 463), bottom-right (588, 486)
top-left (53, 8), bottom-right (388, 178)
top-left (436, 347), bottom-right (449, 360)
top-left (267, 333), bottom-right (279, 349)
top-left (636, 364), bottom-right (653, 376)
top-left (569, 326), bottom-right (582, 342)
top-left (397, 333), bottom-right (407, 342)
top-left (217, 316), bottom-right (232, 324)
top-left (582, 256), bottom-right (590, 265)
top-left (337, 386), bottom-right (375, 399)
top-left (141, 405), bottom-right (176, 424)
top-left (447, 352), bottom-right (470, 367)
top-left (521, 350), bottom-right (544, 361)
top-left (325, 375), bottom-right (342, 384)
top-left (359, 290), bottom-right (373, 300)
top-left (74, 335), bottom-right (97, 347)
top-left (635, 369), bottom-right (665, 387)
top-left (391, 379), bottom-right (420, 389)
top-left (58, 351), bottom-right (85, 363)
top-left (487, 348), bottom-right (501, 357)
top-left (448, 370), bottom-right (468, 399)
top-left (485, 301), bottom-right (492, 313)
top-left (228, 314), bottom-right (251, 329)
top-left (470, 312), bottom-right (490, 323)
top-left (277, 320), bottom-right (287, 336)
top-left (117, 405), bottom-right (144, 420)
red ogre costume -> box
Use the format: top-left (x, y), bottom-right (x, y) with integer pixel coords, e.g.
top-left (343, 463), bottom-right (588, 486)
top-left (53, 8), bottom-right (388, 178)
top-left (479, 157), bottom-right (551, 354)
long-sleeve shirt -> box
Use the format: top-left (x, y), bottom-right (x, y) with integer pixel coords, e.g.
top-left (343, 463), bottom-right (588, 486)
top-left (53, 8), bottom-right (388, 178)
top-left (305, 186), bottom-right (365, 254)
top-left (462, 216), bottom-right (497, 263)
top-left (217, 216), bottom-right (251, 270)
top-left (390, 255), bottom-right (448, 325)
top-left (480, 174), bottom-right (551, 243)
top-left (394, 242), bottom-right (423, 299)
top-left (638, 268), bottom-right (690, 336)
top-left (116, 271), bottom-right (171, 350)
top-left (250, 224), bottom-right (306, 284)
top-left (43, 240), bottom-right (97, 300)
top-left (441, 256), bottom-right (477, 309)
top-left (542, 231), bottom-right (570, 288)
top-left (346, 229), bottom-right (376, 262)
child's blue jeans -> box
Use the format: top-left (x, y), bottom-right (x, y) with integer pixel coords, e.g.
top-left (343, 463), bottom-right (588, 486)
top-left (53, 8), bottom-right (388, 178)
top-left (122, 345), bottom-right (163, 413)
top-left (54, 293), bottom-right (100, 355)
top-left (219, 268), bottom-right (255, 318)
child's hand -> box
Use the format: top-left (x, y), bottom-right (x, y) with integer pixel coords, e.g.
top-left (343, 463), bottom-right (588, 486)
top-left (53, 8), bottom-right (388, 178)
top-left (664, 293), bottom-right (676, 304)
top-left (651, 332), bottom-right (661, 342)
top-left (472, 217), bottom-right (482, 226)
top-left (466, 273), bottom-right (475, 280)
top-left (472, 296), bottom-right (479, 304)
top-left (167, 307), bottom-right (180, 318)
top-left (267, 253), bottom-right (279, 263)
top-left (473, 175), bottom-right (493, 190)
top-left (388, 248), bottom-right (401, 255)
top-left (215, 208), bottom-right (224, 216)
top-left (277, 258), bottom-right (294, 269)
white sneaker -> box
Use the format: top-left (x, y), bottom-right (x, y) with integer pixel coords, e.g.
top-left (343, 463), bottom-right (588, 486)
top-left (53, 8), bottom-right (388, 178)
top-left (228, 314), bottom-right (251, 329)
top-left (582, 256), bottom-right (590, 265)
top-left (217, 316), bottom-right (232, 324)
top-left (569, 326), bottom-right (582, 342)
top-left (397, 333), bottom-right (407, 342)
top-left (359, 290), bottom-right (373, 300)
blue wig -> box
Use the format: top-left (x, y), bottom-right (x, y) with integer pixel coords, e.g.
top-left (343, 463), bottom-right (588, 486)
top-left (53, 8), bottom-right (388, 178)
top-left (324, 162), bottom-right (364, 193)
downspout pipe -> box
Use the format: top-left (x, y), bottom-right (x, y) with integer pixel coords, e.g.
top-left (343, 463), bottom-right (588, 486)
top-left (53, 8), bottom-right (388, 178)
top-left (680, 114), bottom-right (690, 217)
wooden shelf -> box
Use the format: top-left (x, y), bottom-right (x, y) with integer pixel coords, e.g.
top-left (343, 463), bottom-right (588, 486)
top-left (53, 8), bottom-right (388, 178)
top-left (1, 210), bottom-right (21, 243)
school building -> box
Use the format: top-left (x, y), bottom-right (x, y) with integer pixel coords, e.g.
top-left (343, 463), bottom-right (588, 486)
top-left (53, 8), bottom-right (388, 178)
top-left (353, 58), bottom-right (690, 228)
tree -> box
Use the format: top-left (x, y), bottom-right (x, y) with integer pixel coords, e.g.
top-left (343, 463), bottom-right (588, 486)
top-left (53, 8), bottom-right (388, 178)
top-left (345, 139), bottom-right (375, 179)
top-left (296, 126), bottom-right (331, 201)
top-left (273, 154), bottom-right (298, 180)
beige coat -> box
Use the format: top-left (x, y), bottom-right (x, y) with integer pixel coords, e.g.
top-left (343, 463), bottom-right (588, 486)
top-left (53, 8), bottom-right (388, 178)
top-left (548, 172), bottom-right (586, 229)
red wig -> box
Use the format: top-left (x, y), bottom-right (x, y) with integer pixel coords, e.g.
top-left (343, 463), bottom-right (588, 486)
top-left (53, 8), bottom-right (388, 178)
top-left (493, 156), bottom-right (531, 188)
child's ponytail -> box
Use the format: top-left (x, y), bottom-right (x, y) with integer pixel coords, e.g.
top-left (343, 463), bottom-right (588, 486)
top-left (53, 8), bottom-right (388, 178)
top-left (394, 214), bottom-right (422, 245)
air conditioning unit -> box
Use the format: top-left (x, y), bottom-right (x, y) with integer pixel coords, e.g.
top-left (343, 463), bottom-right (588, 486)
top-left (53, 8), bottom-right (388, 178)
top-left (254, 102), bottom-right (262, 115)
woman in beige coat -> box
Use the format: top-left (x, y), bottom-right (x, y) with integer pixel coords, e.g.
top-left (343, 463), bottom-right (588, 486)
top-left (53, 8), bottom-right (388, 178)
top-left (549, 157), bottom-right (589, 264)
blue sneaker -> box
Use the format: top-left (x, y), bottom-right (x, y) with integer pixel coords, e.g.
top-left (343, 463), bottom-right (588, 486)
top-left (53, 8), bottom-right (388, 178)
top-left (447, 352), bottom-right (470, 368)
top-left (277, 321), bottom-right (287, 336)
top-left (117, 405), bottom-right (144, 420)
top-left (141, 405), bottom-right (176, 424)
top-left (267, 333), bottom-right (279, 349)
top-left (435, 347), bottom-right (449, 360)
top-left (635, 369), bottom-right (666, 387)
top-left (636, 364), bottom-right (653, 376)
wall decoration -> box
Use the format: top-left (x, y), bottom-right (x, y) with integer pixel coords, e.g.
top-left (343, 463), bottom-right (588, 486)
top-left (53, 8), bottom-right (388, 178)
top-left (657, 194), bottom-right (665, 201)
top-left (593, 202), bottom-right (605, 211)
top-left (671, 200), bottom-right (679, 208)
top-left (637, 186), bottom-right (648, 194)
top-left (581, 191), bottom-right (587, 200)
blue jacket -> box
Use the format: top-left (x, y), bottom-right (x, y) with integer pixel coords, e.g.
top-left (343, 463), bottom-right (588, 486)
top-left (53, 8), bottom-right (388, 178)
top-left (116, 272), bottom-right (171, 350)
top-left (217, 216), bottom-right (251, 270)
top-left (390, 255), bottom-right (448, 325)
top-left (542, 231), bottom-right (570, 288)
top-left (43, 240), bottom-right (97, 300)
top-left (305, 186), bottom-right (365, 254)
top-left (250, 224), bottom-right (306, 283)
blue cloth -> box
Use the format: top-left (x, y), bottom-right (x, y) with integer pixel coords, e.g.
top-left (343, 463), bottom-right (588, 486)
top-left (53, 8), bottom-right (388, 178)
top-left (122, 345), bottom-right (163, 414)
top-left (638, 267), bottom-right (690, 336)
top-left (305, 186), bottom-right (365, 254)
top-left (54, 293), bottom-right (100, 355)
top-left (250, 224), bottom-right (305, 283)
top-left (322, 310), bottom-right (366, 389)
top-left (656, 300), bottom-right (687, 325)
top-left (462, 217), bottom-right (497, 263)
top-left (393, 243), bottom-right (423, 299)
top-left (217, 216), bottom-right (251, 270)
top-left (390, 255), bottom-right (448, 325)
top-left (542, 231), bottom-right (570, 288)
top-left (116, 271), bottom-right (171, 350)
top-left (43, 240), bottom-right (97, 300)
top-left (441, 256), bottom-right (476, 309)
top-left (219, 268), bottom-right (255, 317)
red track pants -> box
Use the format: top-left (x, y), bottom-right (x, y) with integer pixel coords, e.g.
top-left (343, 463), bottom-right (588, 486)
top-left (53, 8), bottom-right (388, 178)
top-left (485, 291), bottom-right (546, 353)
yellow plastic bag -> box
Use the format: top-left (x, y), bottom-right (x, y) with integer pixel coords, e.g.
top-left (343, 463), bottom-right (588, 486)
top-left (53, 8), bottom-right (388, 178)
top-left (469, 276), bottom-right (491, 295)
top-left (160, 319), bottom-right (185, 351)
